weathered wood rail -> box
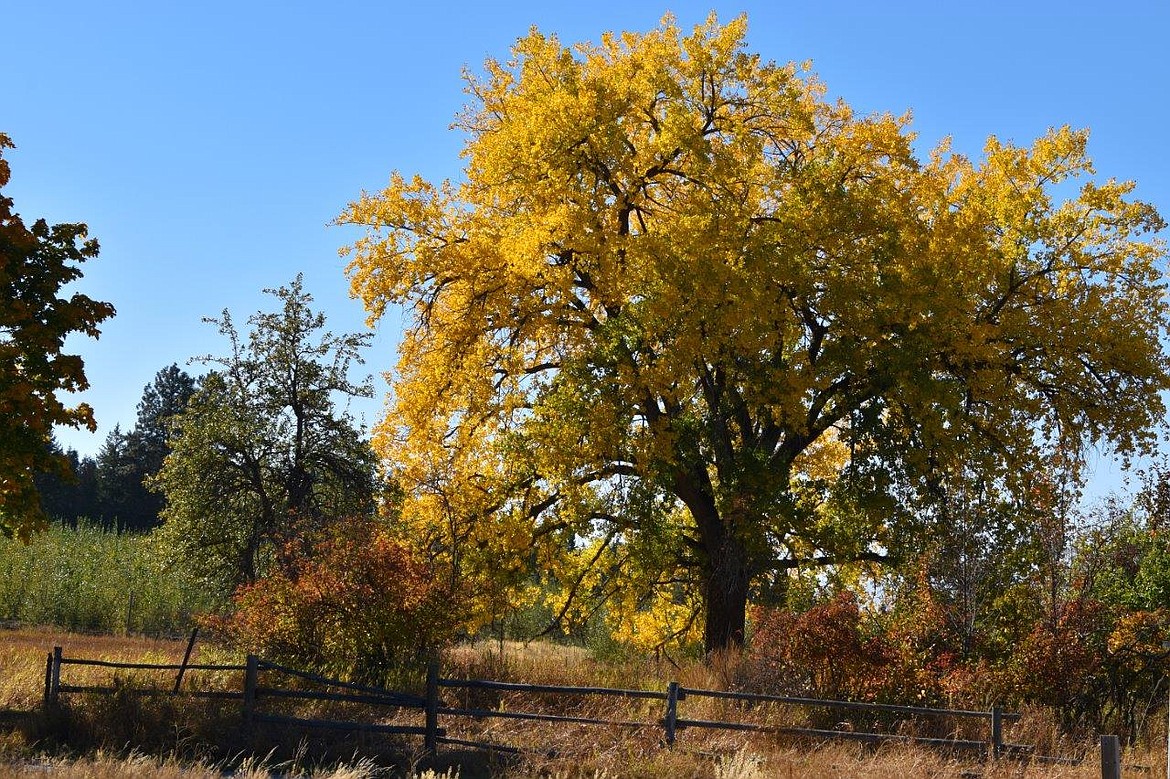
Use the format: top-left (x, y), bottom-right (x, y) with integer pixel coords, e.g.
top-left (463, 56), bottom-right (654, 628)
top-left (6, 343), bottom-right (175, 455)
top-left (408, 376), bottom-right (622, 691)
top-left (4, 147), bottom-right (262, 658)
top-left (43, 645), bottom-right (1116, 771)
top-left (44, 644), bottom-right (247, 702)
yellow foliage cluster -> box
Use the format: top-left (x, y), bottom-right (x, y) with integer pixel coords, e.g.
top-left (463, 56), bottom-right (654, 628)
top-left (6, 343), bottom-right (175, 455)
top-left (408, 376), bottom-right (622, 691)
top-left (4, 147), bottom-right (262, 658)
top-left (340, 16), bottom-right (1167, 650)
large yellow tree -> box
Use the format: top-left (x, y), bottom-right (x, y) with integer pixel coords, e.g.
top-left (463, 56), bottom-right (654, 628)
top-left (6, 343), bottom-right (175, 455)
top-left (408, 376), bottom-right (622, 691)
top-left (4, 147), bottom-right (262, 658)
top-left (341, 16), bottom-right (1169, 652)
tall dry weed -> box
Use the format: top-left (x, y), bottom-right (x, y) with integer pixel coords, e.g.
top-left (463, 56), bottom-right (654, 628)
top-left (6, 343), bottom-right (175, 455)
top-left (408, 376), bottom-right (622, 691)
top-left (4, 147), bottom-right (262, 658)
top-left (713, 751), bottom-right (766, 779)
top-left (0, 751), bottom-right (408, 778)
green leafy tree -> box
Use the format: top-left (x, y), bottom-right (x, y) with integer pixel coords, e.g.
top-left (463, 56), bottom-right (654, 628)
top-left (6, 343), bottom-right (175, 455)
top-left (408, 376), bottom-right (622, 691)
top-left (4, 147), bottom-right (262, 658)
top-left (153, 275), bottom-right (377, 590)
top-left (904, 463), bottom-right (1068, 662)
top-left (0, 134), bottom-right (115, 538)
top-left (340, 16), bottom-right (1170, 652)
top-left (1077, 466), bottom-right (1170, 614)
top-left (1005, 462), bottom-right (1170, 739)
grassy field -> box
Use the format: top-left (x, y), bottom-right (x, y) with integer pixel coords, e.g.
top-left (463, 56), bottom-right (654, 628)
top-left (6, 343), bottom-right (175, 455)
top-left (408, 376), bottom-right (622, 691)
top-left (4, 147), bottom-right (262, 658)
top-left (0, 626), bottom-right (198, 710)
top-left (0, 628), bottom-right (1158, 778)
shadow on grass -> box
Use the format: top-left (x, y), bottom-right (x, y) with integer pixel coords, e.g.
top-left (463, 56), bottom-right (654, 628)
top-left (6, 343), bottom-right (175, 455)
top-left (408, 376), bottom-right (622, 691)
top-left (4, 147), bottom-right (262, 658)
top-left (14, 696), bottom-right (517, 778)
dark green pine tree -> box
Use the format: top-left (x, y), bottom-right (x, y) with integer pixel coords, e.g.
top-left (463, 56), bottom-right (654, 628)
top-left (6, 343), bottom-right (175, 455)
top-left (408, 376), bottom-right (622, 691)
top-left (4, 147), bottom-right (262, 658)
top-left (34, 435), bottom-right (100, 525)
top-left (97, 365), bottom-right (198, 531)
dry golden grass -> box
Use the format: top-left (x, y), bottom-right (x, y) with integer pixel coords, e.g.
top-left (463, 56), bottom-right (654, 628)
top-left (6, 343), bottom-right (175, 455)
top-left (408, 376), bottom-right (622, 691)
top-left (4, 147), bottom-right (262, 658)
top-left (0, 751), bottom-right (459, 778)
top-left (0, 625), bottom-right (237, 710)
top-left (424, 641), bottom-right (1150, 778)
top-left (1, 629), bottom-right (1160, 778)
top-left (0, 747), bottom-right (1152, 779)
top-left (0, 625), bottom-right (206, 728)
top-left (0, 626), bottom-right (249, 765)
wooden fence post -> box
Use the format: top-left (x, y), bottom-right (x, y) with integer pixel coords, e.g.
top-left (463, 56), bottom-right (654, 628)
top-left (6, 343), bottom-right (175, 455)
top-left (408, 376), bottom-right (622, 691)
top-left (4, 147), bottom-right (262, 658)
top-left (991, 705), bottom-right (1003, 759)
top-left (424, 659), bottom-right (440, 759)
top-left (664, 681), bottom-right (680, 747)
top-left (43, 652), bottom-right (52, 706)
top-left (1101, 734), bottom-right (1121, 779)
top-left (50, 646), bottom-right (62, 705)
top-left (173, 627), bottom-right (199, 695)
top-left (243, 655), bottom-right (258, 724)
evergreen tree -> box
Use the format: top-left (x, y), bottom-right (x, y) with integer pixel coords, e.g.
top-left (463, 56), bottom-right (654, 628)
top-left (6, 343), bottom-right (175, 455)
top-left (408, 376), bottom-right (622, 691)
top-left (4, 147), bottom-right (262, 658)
top-left (97, 366), bottom-right (198, 530)
top-left (34, 435), bottom-right (100, 525)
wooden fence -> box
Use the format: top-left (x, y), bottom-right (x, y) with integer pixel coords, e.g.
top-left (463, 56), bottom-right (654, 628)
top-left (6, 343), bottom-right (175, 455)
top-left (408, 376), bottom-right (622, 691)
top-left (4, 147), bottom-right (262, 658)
top-left (42, 646), bottom-right (1066, 765)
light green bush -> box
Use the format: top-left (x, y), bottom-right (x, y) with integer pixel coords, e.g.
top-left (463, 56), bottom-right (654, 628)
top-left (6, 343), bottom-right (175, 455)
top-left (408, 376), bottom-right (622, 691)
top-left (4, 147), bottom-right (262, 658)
top-left (0, 522), bottom-right (219, 634)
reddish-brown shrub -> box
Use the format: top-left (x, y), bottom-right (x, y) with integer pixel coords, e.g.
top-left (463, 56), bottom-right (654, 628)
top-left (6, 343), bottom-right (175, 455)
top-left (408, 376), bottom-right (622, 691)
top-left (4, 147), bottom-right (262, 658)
top-left (747, 593), bottom-right (898, 701)
top-left (203, 518), bottom-right (460, 683)
top-left (1010, 598), bottom-right (1108, 726)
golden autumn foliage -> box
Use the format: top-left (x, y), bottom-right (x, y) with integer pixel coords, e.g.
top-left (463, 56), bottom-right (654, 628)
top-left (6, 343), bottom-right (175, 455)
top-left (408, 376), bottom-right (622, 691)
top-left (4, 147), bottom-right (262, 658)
top-left (340, 16), bottom-right (1168, 652)
top-left (0, 134), bottom-right (115, 539)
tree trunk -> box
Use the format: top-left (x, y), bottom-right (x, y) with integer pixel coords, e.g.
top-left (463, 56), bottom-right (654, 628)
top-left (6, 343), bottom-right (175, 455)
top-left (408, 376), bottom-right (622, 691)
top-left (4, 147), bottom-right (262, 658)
top-left (671, 468), bottom-right (755, 654)
top-left (702, 532), bottom-right (752, 654)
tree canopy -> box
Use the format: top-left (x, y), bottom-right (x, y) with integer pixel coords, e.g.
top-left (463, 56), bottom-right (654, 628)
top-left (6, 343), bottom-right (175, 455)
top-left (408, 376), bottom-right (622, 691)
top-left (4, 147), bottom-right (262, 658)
top-left (0, 134), bottom-right (115, 539)
top-left (153, 276), bottom-right (377, 590)
top-left (340, 16), bottom-right (1169, 652)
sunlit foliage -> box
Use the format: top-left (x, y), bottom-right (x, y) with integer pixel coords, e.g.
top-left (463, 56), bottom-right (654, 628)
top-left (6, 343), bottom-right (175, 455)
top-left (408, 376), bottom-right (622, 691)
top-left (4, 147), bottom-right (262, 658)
top-left (0, 134), bottom-right (115, 539)
top-left (340, 16), bottom-right (1168, 651)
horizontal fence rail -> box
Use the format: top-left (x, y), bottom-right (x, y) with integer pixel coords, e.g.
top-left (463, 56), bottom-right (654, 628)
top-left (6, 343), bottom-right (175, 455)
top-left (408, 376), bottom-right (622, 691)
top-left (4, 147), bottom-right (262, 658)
top-left (436, 705), bottom-right (653, 730)
top-left (678, 686), bottom-right (1022, 721)
top-left (57, 685), bottom-right (244, 700)
top-left (58, 657), bottom-right (247, 672)
top-left (439, 678), bottom-right (669, 700)
top-left (672, 685), bottom-right (1030, 757)
top-left (44, 645), bottom-right (1067, 765)
top-left (252, 712), bottom-right (438, 738)
top-left (256, 658), bottom-right (427, 708)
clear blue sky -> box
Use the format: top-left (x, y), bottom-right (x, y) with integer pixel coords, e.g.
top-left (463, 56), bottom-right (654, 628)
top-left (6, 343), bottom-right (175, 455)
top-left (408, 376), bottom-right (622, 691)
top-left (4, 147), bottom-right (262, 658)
top-left (4, 1), bottom-right (1167, 500)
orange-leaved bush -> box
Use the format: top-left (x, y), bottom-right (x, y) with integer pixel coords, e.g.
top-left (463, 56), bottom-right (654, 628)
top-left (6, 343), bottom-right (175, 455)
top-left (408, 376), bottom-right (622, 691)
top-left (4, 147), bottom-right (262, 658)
top-left (745, 589), bottom-right (974, 710)
top-left (746, 594), bottom-right (900, 703)
top-left (205, 518), bottom-right (459, 683)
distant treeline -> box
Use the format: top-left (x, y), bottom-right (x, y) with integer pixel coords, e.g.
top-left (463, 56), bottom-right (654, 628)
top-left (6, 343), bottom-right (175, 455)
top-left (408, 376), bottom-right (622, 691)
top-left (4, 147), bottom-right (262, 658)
top-left (36, 364), bottom-right (197, 532)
